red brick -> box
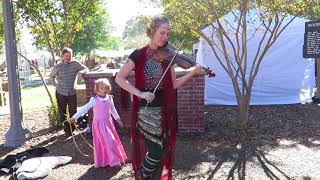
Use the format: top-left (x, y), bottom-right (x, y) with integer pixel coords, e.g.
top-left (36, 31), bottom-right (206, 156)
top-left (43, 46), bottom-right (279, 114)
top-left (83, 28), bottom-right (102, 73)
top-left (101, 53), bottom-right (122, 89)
top-left (84, 69), bottom-right (205, 133)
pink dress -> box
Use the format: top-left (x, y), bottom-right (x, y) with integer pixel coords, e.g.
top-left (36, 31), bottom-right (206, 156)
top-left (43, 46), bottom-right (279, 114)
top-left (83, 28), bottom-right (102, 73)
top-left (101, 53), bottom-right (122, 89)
top-left (72, 95), bottom-right (127, 168)
top-left (92, 96), bottom-right (127, 167)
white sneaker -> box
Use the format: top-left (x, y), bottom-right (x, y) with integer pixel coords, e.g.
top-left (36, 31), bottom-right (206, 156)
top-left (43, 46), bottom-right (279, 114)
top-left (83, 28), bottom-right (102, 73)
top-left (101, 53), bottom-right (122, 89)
top-left (83, 127), bottom-right (91, 133)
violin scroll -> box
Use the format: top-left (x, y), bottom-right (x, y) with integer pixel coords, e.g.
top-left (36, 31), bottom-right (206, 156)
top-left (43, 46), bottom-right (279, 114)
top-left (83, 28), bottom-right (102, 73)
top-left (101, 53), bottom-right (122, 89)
top-left (202, 67), bottom-right (215, 78)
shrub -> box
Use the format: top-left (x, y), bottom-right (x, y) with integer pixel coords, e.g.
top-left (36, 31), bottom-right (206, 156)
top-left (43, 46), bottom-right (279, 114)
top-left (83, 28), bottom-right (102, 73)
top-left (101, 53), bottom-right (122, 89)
top-left (48, 100), bottom-right (62, 129)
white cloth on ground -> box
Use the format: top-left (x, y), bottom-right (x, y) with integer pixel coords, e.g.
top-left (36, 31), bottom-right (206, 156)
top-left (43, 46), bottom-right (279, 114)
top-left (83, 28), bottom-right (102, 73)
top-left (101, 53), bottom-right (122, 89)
top-left (15, 156), bottom-right (72, 180)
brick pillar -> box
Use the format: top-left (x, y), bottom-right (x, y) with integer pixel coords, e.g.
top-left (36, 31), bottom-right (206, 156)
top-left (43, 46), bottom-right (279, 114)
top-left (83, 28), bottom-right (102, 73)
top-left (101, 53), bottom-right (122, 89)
top-left (83, 70), bottom-right (133, 128)
top-left (84, 77), bottom-right (95, 129)
top-left (83, 69), bottom-right (205, 133)
top-left (176, 73), bottom-right (205, 132)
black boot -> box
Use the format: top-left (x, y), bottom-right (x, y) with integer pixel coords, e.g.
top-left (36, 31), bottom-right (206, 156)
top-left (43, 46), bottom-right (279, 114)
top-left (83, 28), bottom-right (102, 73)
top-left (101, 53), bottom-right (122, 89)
top-left (151, 168), bottom-right (161, 180)
top-left (137, 169), bottom-right (152, 180)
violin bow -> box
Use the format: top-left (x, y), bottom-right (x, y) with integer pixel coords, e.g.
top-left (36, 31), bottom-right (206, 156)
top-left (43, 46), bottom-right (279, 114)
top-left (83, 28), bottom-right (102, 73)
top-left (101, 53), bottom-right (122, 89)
top-left (143, 39), bottom-right (185, 109)
top-left (152, 38), bottom-right (185, 94)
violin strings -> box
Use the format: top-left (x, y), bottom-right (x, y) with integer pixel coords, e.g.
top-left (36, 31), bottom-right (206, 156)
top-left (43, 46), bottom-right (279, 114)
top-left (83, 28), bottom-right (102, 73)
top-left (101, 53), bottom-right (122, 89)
top-left (144, 38), bottom-right (186, 110)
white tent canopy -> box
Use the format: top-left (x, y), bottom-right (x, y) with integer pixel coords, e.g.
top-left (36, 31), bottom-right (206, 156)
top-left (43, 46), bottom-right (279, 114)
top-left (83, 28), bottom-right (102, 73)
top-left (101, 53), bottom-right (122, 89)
top-left (197, 10), bottom-right (315, 105)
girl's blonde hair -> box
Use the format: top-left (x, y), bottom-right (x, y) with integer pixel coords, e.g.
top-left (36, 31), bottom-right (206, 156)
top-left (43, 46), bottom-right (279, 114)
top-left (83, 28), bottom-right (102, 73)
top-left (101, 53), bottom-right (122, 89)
top-left (146, 16), bottom-right (170, 39)
top-left (94, 78), bottom-right (112, 94)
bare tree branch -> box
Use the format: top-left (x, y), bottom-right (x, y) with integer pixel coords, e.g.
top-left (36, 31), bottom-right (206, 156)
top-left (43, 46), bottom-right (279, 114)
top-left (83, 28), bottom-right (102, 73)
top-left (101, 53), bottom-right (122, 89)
top-left (199, 31), bottom-right (231, 76)
top-left (15, 1), bottom-right (58, 63)
top-left (18, 52), bottom-right (54, 104)
top-left (252, 16), bottom-right (296, 81)
top-left (248, 16), bottom-right (272, 85)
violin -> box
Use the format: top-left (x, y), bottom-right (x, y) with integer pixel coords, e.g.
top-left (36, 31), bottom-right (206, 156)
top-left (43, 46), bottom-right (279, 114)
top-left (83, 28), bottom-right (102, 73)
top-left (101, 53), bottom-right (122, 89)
top-left (156, 42), bottom-right (216, 77)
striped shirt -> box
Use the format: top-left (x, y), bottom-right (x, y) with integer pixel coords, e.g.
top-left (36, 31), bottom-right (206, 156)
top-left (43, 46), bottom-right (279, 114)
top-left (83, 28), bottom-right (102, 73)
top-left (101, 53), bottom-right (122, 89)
top-left (50, 61), bottom-right (88, 96)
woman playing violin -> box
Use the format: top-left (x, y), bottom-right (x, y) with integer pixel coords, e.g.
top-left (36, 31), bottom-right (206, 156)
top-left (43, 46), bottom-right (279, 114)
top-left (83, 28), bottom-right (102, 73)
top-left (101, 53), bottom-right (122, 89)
top-left (115, 16), bottom-right (204, 180)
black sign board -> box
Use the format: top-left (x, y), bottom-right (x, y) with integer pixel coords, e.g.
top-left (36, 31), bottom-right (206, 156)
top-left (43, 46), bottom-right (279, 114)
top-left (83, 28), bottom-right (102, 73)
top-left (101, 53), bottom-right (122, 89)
top-left (303, 20), bottom-right (320, 58)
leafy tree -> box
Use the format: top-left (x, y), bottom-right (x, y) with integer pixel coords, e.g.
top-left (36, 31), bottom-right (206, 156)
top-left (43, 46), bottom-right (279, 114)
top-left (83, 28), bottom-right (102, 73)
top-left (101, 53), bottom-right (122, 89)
top-left (122, 15), bottom-right (150, 49)
top-left (71, 6), bottom-right (121, 56)
top-left (123, 16), bottom-right (149, 39)
top-left (15, 0), bottom-right (102, 63)
top-left (168, 27), bottom-right (198, 53)
top-left (303, 1), bottom-right (320, 20)
top-left (123, 34), bottom-right (149, 50)
top-left (15, 0), bottom-right (103, 106)
top-left (122, 15), bottom-right (196, 51)
top-left (162, 0), bottom-right (315, 128)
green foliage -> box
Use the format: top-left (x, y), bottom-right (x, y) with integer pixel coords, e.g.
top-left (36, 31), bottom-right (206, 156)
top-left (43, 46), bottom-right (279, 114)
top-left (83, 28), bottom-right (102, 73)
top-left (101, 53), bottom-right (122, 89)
top-left (104, 37), bottom-right (123, 50)
top-left (15, 0), bottom-right (103, 56)
top-left (123, 34), bottom-right (149, 50)
top-left (169, 27), bottom-right (198, 53)
top-left (123, 16), bottom-right (149, 39)
top-left (303, 0), bottom-right (320, 20)
top-left (121, 15), bottom-right (197, 51)
top-left (163, 0), bottom-right (233, 39)
top-left (162, 0), bottom-right (314, 41)
top-left (48, 100), bottom-right (62, 129)
top-left (71, 6), bottom-right (121, 55)
top-left (122, 16), bottom-right (150, 49)
top-left (162, 0), bottom-right (234, 51)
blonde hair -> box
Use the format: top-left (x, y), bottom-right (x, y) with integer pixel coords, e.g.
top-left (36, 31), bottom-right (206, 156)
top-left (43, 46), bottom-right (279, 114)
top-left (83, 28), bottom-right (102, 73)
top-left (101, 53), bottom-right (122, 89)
top-left (94, 78), bottom-right (112, 94)
top-left (146, 16), bottom-right (170, 39)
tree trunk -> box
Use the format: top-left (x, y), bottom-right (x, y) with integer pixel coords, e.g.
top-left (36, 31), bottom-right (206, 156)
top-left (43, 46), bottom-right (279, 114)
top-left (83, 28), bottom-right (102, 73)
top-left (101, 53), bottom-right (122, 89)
top-left (238, 96), bottom-right (249, 129)
top-left (49, 49), bottom-right (56, 67)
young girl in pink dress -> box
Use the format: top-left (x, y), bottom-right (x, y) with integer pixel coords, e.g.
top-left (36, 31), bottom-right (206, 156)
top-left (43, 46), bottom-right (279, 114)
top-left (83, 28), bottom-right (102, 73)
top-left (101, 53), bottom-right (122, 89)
top-left (69, 78), bottom-right (127, 168)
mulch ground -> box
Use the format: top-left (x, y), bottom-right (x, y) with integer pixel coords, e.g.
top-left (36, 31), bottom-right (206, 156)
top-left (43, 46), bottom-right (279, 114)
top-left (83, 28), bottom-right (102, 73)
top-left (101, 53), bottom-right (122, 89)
top-left (1, 104), bottom-right (320, 179)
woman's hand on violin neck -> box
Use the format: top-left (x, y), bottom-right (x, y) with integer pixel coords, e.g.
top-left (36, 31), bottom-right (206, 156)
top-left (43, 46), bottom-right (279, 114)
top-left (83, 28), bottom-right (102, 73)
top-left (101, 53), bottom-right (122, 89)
top-left (191, 64), bottom-right (205, 76)
top-left (138, 91), bottom-right (155, 103)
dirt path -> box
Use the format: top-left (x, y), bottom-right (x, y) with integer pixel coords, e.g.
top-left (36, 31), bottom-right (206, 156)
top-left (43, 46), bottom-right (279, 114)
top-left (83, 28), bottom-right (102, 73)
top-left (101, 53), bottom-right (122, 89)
top-left (1, 104), bottom-right (320, 179)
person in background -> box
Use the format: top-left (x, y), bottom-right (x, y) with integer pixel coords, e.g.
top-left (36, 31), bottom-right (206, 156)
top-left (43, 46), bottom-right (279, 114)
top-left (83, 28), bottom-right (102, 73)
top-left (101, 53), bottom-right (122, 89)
top-left (115, 16), bottom-right (204, 179)
top-left (50, 47), bottom-right (88, 136)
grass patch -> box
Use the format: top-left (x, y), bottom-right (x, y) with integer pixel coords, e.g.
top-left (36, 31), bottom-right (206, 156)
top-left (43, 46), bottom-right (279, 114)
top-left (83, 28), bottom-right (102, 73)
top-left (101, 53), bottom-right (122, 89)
top-left (21, 84), bottom-right (56, 112)
top-left (0, 83), bottom-right (86, 113)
